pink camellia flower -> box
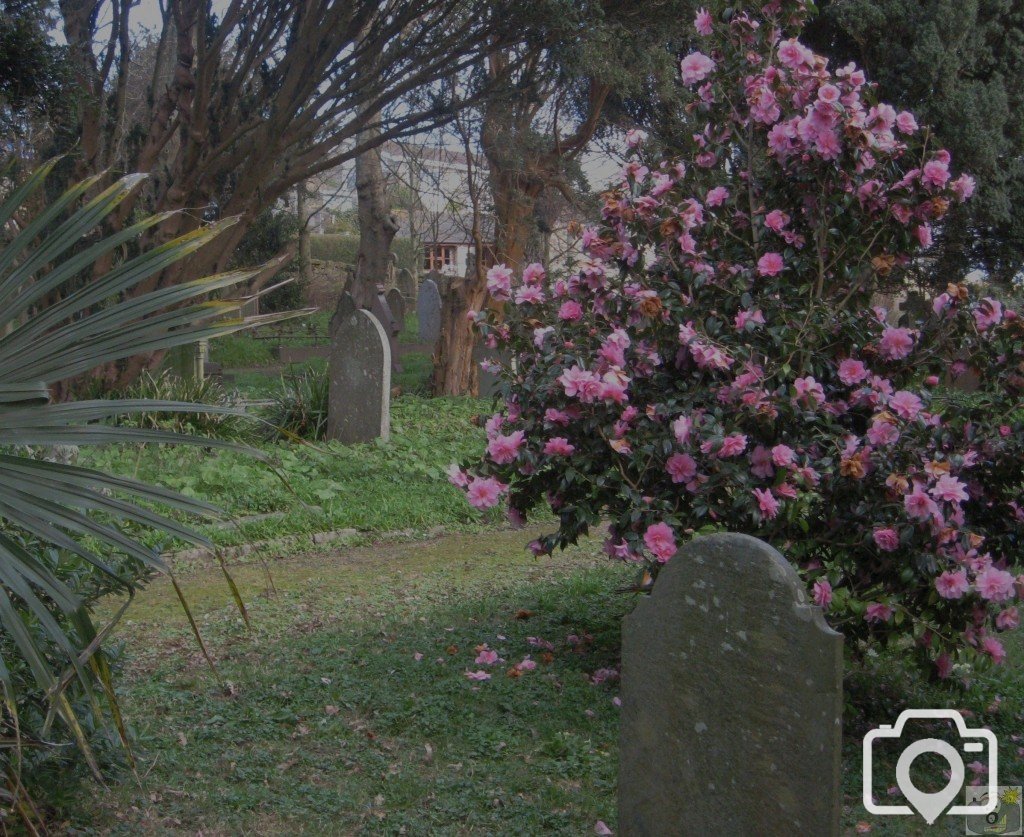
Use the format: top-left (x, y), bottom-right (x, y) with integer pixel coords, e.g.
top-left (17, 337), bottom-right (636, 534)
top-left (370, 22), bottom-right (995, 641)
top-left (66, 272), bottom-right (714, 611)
top-left (777, 38), bottom-right (812, 69)
top-left (764, 209), bottom-right (790, 233)
top-left (930, 474), bottom-right (969, 504)
top-left (757, 252), bottom-right (784, 276)
top-left (672, 415), bottom-right (693, 445)
top-left (935, 653), bottom-right (953, 679)
top-left (974, 297), bottom-right (1003, 331)
top-left (680, 51), bottom-right (716, 85)
top-left (487, 431), bottom-right (525, 465)
top-left (666, 453), bottom-right (698, 483)
top-left (475, 648), bottom-right (500, 665)
top-left (465, 670), bottom-right (491, 681)
top-left (749, 445), bottom-right (774, 478)
top-left (515, 285), bottom-right (545, 305)
top-left (517, 656), bottom-right (538, 672)
top-left (867, 420), bottom-right (899, 446)
top-left (752, 487), bottom-right (779, 519)
top-left (644, 522), bottom-right (678, 563)
top-left (522, 262), bottom-right (546, 284)
top-left (904, 485), bottom-right (940, 522)
top-left (771, 444), bottom-right (795, 467)
top-left (878, 326), bottom-right (915, 360)
top-left (895, 111), bottom-right (918, 134)
top-left (922, 159), bottom-right (950, 188)
top-left (624, 129), bottom-right (647, 149)
top-left (888, 390), bottom-right (923, 420)
top-left (558, 300), bottom-right (584, 321)
top-left (817, 83), bottom-right (841, 104)
top-left (873, 528), bottom-right (900, 552)
top-left (446, 463), bottom-right (469, 488)
top-left (975, 567), bottom-right (1016, 602)
top-left (466, 477), bottom-right (505, 509)
top-left (486, 264), bottom-right (514, 300)
top-left (544, 437), bottom-right (576, 456)
top-left (793, 376), bottom-right (825, 405)
top-left (996, 608), bottom-right (1020, 630)
top-left (694, 6), bottom-right (713, 35)
top-left (706, 186), bottom-right (729, 206)
top-left (865, 603), bottom-right (894, 623)
top-left (982, 635), bottom-right (1007, 664)
top-left (915, 224), bottom-right (932, 248)
top-left (558, 365), bottom-right (600, 399)
top-left (718, 433), bottom-right (747, 457)
top-left (838, 358), bottom-right (869, 385)
top-left (951, 173), bottom-right (976, 201)
top-left (813, 579), bottom-right (832, 609)
top-left (935, 570), bottom-right (969, 599)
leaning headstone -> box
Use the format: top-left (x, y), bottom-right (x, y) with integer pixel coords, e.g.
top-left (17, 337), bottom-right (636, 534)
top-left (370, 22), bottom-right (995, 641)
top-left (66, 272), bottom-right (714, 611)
top-left (396, 267), bottom-right (416, 302)
top-left (416, 278), bottom-right (442, 347)
top-left (386, 288), bottom-right (406, 332)
top-left (619, 533), bottom-right (842, 837)
top-left (327, 293), bottom-right (390, 444)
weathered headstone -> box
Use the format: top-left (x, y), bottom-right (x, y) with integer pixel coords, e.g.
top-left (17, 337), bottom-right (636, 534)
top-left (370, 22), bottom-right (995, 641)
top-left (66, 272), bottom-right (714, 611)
top-left (619, 533), bottom-right (842, 837)
top-left (416, 278), bottom-right (442, 347)
top-left (327, 293), bottom-right (390, 444)
top-left (472, 342), bottom-right (510, 399)
top-left (396, 267), bottom-right (416, 302)
top-left (386, 288), bottom-right (406, 332)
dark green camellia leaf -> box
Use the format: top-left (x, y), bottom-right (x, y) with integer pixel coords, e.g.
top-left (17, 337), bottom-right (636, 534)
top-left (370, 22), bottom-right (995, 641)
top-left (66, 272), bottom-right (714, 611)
top-left (0, 163), bottom-right (308, 778)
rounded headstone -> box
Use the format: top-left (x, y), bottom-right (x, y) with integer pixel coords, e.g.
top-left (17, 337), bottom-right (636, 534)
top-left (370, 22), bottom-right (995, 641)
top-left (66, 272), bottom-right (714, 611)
top-left (619, 533), bottom-right (843, 836)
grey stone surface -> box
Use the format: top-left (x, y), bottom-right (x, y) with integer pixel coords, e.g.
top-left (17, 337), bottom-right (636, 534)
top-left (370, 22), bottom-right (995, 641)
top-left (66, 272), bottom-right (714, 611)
top-left (370, 287), bottom-right (402, 373)
top-left (327, 293), bottom-right (391, 444)
top-left (396, 267), bottom-right (416, 302)
top-left (386, 288), bottom-right (406, 331)
top-left (619, 533), bottom-right (842, 837)
top-left (416, 278), bottom-right (442, 347)
top-left (472, 342), bottom-right (509, 399)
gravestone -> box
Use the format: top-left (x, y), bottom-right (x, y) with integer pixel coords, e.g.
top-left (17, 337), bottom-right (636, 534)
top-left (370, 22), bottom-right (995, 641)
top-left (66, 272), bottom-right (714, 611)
top-left (386, 288), bottom-right (406, 332)
top-left (416, 278), bottom-right (442, 347)
top-left (472, 342), bottom-right (510, 399)
top-left (619, 533), bottom-right (842, 837)
top-left (327, 293), bottom-right (390, 444)
top-left (369, 286), bottom-right (403, 374)
top-left (396, 267), bottom-right (416, 302)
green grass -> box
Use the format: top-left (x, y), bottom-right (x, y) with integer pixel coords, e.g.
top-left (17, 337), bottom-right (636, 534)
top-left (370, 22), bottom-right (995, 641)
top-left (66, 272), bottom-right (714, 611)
top-left (44, 528), bottom-right (1024, 834)
top-left (78, 396), bottom-right (498, 549)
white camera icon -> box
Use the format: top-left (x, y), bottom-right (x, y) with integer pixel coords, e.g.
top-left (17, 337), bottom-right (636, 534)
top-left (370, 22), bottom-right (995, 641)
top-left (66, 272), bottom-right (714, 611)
top-left (863, 709), bottom-right (998, 825)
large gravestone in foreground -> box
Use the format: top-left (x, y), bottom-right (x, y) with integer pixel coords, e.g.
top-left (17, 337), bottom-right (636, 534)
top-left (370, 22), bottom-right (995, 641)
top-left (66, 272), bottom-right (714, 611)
top-left (619, 533), bottom-right (842, 837)
top-left (416, 278), bottom-right (442, 348)
top-left (327, 293), bottom-right (390, 444)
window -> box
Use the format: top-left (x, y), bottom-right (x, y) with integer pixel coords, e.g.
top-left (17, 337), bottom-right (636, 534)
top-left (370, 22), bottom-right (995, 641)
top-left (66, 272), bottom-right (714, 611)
top-left (423, 245), bottom-right (457, 272)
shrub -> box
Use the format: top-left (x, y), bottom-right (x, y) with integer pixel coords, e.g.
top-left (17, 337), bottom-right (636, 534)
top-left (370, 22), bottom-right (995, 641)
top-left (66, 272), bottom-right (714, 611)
top-left (454, 1), bottom-right (1023, 677)
top-left (264, 367), bottom-right (330, 440)
top-left (109, 369), bottom-right (259, 442)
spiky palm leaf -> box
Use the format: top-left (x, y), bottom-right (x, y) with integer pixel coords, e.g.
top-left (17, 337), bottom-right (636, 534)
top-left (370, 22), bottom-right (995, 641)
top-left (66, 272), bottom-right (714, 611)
top-left (0, 162), bottom-right (304, 780)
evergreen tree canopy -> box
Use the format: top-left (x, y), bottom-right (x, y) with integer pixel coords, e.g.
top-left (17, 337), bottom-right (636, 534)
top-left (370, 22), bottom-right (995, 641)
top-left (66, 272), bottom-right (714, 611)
top-left (805, 0), bottom-right (1024, 287)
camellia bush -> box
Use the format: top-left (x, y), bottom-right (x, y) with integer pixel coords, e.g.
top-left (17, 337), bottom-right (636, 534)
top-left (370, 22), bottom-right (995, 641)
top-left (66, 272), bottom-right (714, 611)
top-left (451, 0), bottom-right (1024, 676)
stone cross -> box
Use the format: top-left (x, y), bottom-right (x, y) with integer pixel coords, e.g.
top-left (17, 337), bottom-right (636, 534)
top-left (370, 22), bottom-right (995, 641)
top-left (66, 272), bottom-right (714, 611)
top-left (327, 293), bottom-right (390, 444)
top-left (416, 277), bottom-right (442, 347)
top-left (618, 532), bottom-right (842, 836)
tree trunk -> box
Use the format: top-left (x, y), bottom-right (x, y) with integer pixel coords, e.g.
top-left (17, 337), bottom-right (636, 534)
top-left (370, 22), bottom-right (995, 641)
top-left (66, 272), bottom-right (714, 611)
top-left (297, 180), bottom-right (312, 286)
top-left (352, 117), bottom-right (400, 309)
